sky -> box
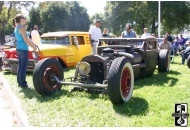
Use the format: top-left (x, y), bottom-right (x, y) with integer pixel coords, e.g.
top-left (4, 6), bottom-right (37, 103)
top-left (79, 0), bottom-right (107, 16)
top-left (23, 1), bottom-right (107, 17)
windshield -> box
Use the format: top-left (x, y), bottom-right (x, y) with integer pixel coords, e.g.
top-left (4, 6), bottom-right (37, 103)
top-left (41, 36), bottom-right (70, 45)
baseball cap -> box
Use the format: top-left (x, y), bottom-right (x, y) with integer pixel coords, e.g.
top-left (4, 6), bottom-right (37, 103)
top-left (95, 19), bottom-right (102, 23)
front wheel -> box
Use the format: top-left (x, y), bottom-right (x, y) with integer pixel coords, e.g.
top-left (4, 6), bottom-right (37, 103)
top-left (33, 58), bottom-right (63, 96)
top-left (108, 57), bottom-right (134, 105)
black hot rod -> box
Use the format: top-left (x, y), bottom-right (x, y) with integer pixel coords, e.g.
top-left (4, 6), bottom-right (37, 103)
top-left (32, 36), bottom-right (170, 105)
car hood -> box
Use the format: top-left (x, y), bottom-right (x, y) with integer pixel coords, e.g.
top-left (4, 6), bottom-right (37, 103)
top-left (0, 45), bottom-right (12, 50)
top-left (29, 44), bottom-right (68, 51)
top-left (3, 48), bottom-right (16, 53)
top-left (30, 44), bottom-right (71, 57)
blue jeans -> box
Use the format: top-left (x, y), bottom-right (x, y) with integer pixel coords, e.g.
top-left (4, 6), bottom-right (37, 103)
top-left (16, 49), bottom-right (28, 87)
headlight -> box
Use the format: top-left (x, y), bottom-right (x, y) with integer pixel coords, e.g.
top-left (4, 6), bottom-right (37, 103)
top-left (32, 52), bottom-right (39, 59)
top-left (78, 62), bottom-right (91, 76)
top-left (1, 51), bottom-right (9, 58)
top-left (2, 52), bottom-right (8, 58)
top-left (0, 51), bottom-right (3, 57)
top-left (1, 51), bottom-right (5, 57)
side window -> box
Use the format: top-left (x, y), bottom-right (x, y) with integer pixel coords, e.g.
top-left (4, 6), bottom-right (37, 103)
top-left (77, 36), bottom-right (85, 45)
top-left (41, 36), bottom-right (70, 45)
top-left (63, 37), bottom-right (70, 45)
top-left (56, 36), bottom-right (70, 45)
top-left (71, 36), bottom-right (85, 45)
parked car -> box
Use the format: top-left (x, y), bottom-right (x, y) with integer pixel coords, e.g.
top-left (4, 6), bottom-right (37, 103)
top-left (0, 37), bottom-right (16, 68)
top-left (182, 34), bottom-right (190, 42)
top-left (1, 31), bottom-right (92, 74)
top-left (157, 38), bottom-right (164, 45)
top-left (32, 36), bottom-right (170, 105)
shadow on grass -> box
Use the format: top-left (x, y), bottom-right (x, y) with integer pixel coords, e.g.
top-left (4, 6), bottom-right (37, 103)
top-left (2, 71), bottom-right (33, 75)
top-left (19, 87), bottom-right (69, 103)
top-left (113, 97), bottom-right (148, 116)
top-left (135, 70), bottom-right (180, 89)
top-left (67, 88), bottom-right (148, 117)
top-left (170, 61), bottom-right (181, 65)
top-left (2, 71), bottom-right (13, 75)
top-left (26, 71), bottom-right (33, 75)
top-left (68, 87), bottom-right (107, 99)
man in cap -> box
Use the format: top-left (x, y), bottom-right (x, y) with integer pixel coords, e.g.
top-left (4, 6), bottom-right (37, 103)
top-left (121, 24), bottom-right (137, 38)
top-left (89, 19), bottom-right (102, 55)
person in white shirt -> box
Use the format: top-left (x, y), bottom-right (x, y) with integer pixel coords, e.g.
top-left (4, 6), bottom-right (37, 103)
top-left (158, 37), bottom-right (172, 51)
top-left (30, 25), bottom-right (41, 45)
top-left (89, 20), bottom-right (102, 55)
top-left (141, 28), bottom-right (150, 38)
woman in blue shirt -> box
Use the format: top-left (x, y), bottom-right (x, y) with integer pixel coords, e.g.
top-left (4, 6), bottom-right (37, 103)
top-left (12, 14), bottom-right (37, 88)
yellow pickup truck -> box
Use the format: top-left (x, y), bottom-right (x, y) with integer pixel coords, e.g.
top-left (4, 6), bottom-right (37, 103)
top-left (32, 31), bottom-right (92, 68)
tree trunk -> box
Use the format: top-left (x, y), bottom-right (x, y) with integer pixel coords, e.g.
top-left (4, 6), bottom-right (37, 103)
top-left (0, 26), bottom-right (5, 45)
top-left (141, 21), bottom-right (145, 34)
top-left (151, 19), bottom-right (156, 34)
top-left (151, 19), bottom-right (158, 35)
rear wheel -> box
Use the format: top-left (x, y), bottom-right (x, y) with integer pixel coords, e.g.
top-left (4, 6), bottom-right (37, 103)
top-left (158, 49), bottom-right (170, 72)
top-left (108, 57), bottom-right (134, 105)
top-left (33, 58), bottom-right (63, 96)
top-left (187, 55), bottom-right (190, 69)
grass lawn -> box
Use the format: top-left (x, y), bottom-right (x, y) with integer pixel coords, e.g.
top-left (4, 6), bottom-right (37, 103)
top-left (1, 56), bottom-right (190, 127)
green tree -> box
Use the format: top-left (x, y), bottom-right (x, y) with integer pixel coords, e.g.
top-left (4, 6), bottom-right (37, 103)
top-left (4, 8), bottom-right (19, 35)
top-left (65, 1), bottom-right (90, 31)
top-left (28, 7), bottom-right (42, 32)
top-left (0, 1), bottom-right (34, 44)
top-left (90, 13), bottom-right (105, 31)
top-left (29, 1), bottom-right (90, 33)
top-left (103, 1), bottom-right (190, 37)
top-left (161, 1), bottom-right (190, 33)
top-left (40, 1), bottom-right (68, 32)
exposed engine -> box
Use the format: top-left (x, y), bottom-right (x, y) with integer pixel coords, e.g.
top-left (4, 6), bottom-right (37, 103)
top-left (77, 46), bottom-right (141, 85)
top-left (78, 55), bottom-right (108, 84)
top-left (101, 48), bottom-right (114, 61)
